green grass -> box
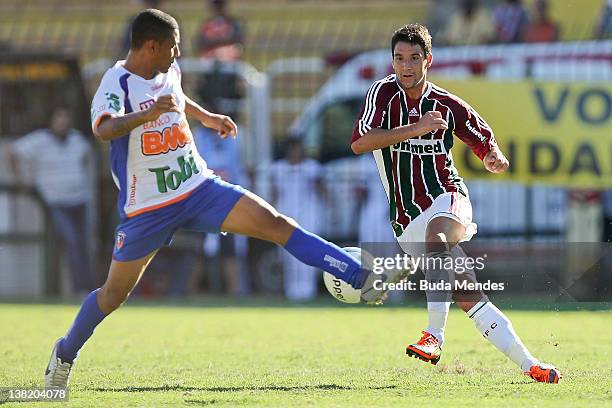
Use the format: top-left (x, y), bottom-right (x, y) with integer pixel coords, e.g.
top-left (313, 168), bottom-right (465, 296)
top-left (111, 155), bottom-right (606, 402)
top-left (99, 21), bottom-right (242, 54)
top-left (0, 301), bottom-right (610, 407)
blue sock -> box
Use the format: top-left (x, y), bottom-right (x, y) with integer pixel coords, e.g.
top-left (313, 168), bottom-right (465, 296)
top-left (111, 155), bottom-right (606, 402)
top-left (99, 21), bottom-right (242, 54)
top-left (57, 288), bottom-right (106, 363)
top-left (283, 227), bottom-right (368, 288)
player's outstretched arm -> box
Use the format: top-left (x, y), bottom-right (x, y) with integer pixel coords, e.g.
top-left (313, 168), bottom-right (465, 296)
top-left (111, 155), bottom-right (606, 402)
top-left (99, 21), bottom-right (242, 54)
top-left (351, 111), bottom-right (447, 154)
top-left (94, 94), bottom-right (180, 141)
top-left (184, 95), bottom-right (237, 139)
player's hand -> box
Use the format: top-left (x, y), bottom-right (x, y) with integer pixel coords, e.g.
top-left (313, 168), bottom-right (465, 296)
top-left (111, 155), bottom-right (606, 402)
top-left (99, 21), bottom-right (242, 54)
top-left (204, 114), bottom-right (238, 139)
top-left (415, 111), bottom-right (448, 136)
top-left (143, 94), bottom-right (180, 122)
top-left (483, 147), bottom-right (510, 173)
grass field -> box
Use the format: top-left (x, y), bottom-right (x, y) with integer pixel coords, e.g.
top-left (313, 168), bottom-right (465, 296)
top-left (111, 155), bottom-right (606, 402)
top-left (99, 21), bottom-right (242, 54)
top-left (0, 301), bottom-right (610, 407)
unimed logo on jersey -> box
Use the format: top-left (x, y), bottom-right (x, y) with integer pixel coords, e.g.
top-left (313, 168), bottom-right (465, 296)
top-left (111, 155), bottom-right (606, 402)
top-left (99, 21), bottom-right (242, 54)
top-left (141, 121), bottom-right (192, 155)
top-left (392, 139), bottom-right (446, 155)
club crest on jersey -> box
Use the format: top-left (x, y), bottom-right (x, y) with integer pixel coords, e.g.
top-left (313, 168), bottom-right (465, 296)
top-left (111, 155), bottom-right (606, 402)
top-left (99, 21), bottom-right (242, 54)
top-left (392, 139), bottom-right (446, 155)
top-left (115, 231), bottom-right (126, 251)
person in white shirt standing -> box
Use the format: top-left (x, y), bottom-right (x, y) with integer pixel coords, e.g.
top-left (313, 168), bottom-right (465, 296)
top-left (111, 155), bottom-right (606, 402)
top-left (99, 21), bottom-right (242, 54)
top-left (270, 138), bottom-right (325, 301)
top-left (9, 107), bottom-right (95, 294)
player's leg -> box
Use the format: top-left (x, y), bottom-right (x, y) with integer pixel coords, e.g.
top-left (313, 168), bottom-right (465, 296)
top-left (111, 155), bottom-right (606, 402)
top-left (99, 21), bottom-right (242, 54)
top-left (186, 178), bottom-right (407, 302)
top-left (457, 284), bottom-right (562, 381)
top-left (221, 191), bottom-right (366, 286)
top-left (45, 251), bottom-right (157, 388)
top-left (220, 190), bottom-right (406, 301)
top-left (427, 219), bottom-right (561, 382)
top-left (423, 216), bottom-right (465, 343)
top-left (405, 215), bottom-right (463, 364)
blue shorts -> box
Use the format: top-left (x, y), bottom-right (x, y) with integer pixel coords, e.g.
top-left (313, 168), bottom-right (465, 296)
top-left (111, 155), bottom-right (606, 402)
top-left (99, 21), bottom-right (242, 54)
top-left (112, 177), bottom-right (246, 262)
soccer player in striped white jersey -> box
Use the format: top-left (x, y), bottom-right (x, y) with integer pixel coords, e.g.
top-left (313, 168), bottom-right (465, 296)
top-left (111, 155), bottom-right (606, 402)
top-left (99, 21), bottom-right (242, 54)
top-left (44, 9), bottom-right (404, 390)
top-left (351, 23), bottom-right (561, 383)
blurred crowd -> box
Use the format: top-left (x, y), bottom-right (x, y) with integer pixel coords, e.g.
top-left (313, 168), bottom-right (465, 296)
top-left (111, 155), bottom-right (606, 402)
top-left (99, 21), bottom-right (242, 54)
top-left (432, 0), bottom-right (612, 46)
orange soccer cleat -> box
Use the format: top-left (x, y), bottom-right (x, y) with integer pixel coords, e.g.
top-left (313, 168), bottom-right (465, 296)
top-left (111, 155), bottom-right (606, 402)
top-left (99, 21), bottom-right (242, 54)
top-left (406, 331), bottom-right (442, 365)
top-left (525, 364), bottom-right (562, 383)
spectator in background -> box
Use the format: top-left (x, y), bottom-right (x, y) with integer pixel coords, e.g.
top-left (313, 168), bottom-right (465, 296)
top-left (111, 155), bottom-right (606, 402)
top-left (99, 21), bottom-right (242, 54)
top-left (438, 0), bottom-right (495, 45)
top-left (522, 0), bottom-right (559, 43)
top-left (195, 0), bottom-right (244, 61)
top-left (493, 0), bottom-right (529, 43)
top-left (8, 107), bottom-right (95, 294)
top-left (356, 154), bottom-right (397, 246)
top-left (119, 0), bottom-right (163, 58)
top-left (595, 0), bottom-right (612, 39)
top-left (195, 0), bottom-right (245, 120)
top-left (269, 139), bottom-right (325, 301)
top-left (193, 116), bottom-right (249, 295)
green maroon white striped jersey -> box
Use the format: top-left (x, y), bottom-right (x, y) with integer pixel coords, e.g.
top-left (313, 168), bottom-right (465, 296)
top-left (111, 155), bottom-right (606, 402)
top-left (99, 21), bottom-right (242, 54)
top-left (351, 77), bottom-right (497, 237)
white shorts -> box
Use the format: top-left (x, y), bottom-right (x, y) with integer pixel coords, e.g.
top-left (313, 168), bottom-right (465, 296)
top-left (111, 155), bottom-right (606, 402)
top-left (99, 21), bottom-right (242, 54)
top-left (397, 192), bottom-right (477, 258)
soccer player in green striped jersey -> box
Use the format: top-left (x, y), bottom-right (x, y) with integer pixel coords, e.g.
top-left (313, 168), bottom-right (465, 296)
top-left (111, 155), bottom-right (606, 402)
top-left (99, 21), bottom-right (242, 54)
top-left (351, 23), bottom-right (561, 383)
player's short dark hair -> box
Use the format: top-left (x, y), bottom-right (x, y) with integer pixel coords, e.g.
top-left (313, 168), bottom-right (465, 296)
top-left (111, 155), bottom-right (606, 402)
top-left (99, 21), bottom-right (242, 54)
top-left (391, 23), bottom-right (432, 57)
top-left (130, 9), bottom-right (179, 49)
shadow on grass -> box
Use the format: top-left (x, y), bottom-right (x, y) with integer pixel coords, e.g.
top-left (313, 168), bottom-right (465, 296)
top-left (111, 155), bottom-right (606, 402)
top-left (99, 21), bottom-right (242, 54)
top-left (90, 384), bottom-right (397, 393)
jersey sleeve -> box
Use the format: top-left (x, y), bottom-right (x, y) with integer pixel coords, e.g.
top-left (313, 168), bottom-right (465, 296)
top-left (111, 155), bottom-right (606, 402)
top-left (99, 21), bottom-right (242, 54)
top-left (90, 72), bottom-right (126, 135)
top-left (351, 81), bottom-right (388, 144)
top-left (452, 100), bottom-right (497, 160)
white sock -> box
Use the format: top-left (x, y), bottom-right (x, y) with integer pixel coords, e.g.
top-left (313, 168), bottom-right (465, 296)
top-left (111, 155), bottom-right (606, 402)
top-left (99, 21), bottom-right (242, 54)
top-left (468, 301), bottom-right (539, 372)
top-left (423, 249), bottom-right (453, 345)
top-left (426, 301), bottom-right (451, 345)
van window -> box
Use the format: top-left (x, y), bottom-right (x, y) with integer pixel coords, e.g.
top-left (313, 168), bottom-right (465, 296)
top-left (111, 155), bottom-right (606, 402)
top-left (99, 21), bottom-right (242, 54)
top-left (304, 98), bottom-right (363, 163)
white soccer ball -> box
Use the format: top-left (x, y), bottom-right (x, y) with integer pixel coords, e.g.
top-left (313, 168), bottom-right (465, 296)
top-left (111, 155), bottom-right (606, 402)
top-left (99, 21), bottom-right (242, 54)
top-left (323, 247), bottom-right (363, 304)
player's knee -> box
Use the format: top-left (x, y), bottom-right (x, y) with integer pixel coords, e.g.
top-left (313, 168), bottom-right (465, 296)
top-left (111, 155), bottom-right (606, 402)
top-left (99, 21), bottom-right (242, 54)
top-left (265, 213), bottom-right (297, 244)
top-left (99, 286), bottom-right (131, 312)
top-left (426, 217), bottom-right (464, 246)
top-left (425, 226), bottom-right (451, 251)
top-left (454, 294), bottom-right (487, 312)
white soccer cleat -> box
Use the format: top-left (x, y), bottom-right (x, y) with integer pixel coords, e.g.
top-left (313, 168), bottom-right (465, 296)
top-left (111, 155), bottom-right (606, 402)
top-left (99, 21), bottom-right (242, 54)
top-left (45, 339), bottom-right (73, 389)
